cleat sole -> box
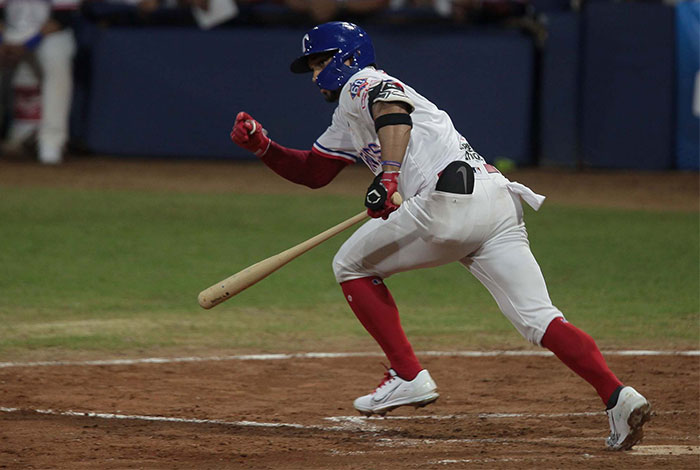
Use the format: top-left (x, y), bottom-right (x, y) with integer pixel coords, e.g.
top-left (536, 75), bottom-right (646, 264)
top-left (609, 402), bottom-right (652, 451)
top-left (355, 392), bottom-right (439, 417)
top-left (415, 396), bottom-right (439, 409)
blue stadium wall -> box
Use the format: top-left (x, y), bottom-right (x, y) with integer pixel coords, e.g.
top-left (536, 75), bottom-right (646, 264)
top-left (78, 26), bottom-right (535, 164)
top-left (73, 3), bottom-right (694, 170)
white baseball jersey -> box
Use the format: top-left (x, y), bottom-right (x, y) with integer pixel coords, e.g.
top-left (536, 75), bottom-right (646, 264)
top-left (313, 66), bottom-right (488, 198)
top-left (326, 67), bottom-right (558, 347)
top-left (0, 0), bottom-right (78, 43)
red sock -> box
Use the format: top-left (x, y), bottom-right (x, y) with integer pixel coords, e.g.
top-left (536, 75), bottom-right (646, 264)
top-left (541, 317), bottom-right (623, 406)
top-left (340, 277), bottom-right (423, 380)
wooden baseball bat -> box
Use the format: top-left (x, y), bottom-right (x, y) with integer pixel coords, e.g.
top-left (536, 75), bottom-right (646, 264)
top-left (198, 193), bottom-right (402, 309)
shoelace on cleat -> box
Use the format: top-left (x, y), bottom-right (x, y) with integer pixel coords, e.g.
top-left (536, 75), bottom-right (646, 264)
top-left (373, 365), bottom-right (396, 392)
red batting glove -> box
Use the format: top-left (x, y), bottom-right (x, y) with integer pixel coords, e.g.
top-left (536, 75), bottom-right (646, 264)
top-left (230, 111), bottom-right (271, 157)
top-left (365, 171), bottom-right (401, 220)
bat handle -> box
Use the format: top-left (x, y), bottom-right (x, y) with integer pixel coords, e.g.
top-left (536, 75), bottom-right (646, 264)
top-left (391, 192), bottom-right (403, 206)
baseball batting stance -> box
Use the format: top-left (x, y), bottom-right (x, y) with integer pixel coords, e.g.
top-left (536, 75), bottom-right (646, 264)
top-left (231, 22), bottom-right (651, 450)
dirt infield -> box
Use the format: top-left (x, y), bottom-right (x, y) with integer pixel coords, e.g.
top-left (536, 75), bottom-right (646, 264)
top-left (1, 157), bottom-right (698, 468)
top-left (0, 156), bottom-right (698, 212)
top-left (1, 353), bottom-right (698, 469)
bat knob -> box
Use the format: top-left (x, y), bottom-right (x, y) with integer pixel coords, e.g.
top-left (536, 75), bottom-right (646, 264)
top-left (390, 192), bottom-right (403, 206)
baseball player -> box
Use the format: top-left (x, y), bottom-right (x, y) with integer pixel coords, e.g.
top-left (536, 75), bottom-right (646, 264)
top-left (231, 22), bottom-right (651, 450)
top-left (0, 0), bottom-right (78, 164)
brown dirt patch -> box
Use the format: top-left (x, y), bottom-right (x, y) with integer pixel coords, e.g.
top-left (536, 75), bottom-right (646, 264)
top-left (0, 354), bottom-right (698, 469)
top-left (0, 156), bottom-right (698, 212)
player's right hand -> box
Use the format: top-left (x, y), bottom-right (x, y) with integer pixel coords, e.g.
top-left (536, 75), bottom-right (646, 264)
top-left (365, 171), bottom-right (401, 220)
top-left (231, 111), bottom-right (271, 157)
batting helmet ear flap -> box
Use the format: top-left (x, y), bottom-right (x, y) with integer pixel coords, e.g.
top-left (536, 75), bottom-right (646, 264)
top-left (315, 53), bottom-right (362, 91)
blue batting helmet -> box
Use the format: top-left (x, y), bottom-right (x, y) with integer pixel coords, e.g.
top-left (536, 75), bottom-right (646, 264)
top-left (290, 22), bottom-right (375, 91)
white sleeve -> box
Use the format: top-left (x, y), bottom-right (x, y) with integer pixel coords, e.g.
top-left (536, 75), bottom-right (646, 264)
top-left (312, 107), bottom-right (358, 164)
top-left (345, 73), bottom-right (415, 129)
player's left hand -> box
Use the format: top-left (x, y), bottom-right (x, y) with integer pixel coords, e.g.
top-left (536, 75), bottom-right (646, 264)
top-left (365, 171), bottom-right (400, 220)
top-left (231, 111), bottom-right (271, 157)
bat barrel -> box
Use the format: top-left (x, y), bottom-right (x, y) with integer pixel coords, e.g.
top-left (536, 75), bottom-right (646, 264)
top-left (198, 262), bottom-right (268, 309)
top-left (198, 285), bottom-right (232, 309)
top-left (197, 199), bottom-right (402, 309)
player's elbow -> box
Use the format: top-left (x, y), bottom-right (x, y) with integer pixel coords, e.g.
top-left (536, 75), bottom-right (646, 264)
top-left (302, 164), bottom-right (345, 188)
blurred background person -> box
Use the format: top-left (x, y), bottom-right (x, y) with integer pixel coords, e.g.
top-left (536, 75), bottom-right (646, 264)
top-left (82, 0), bottom-right (240, 28)
top-left (283, 0), bottom-right (390, 24)
top-left (0, 0), bottom-right (79, 164)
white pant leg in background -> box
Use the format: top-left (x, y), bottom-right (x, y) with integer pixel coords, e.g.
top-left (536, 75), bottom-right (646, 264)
top-left (333, 172), bottom-right (563, 346)
top-left (35, 28), bottom-right (76, 164)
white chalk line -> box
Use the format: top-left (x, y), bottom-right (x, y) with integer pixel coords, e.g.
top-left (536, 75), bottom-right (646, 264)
top-left (629, 445), bottom-right (700, 456)
top-left (2, 405), bottom-right (696, 458)
top-left (1, 406), bottom-right (691, 434)
top-left (433, 457), bottom-right (545, 465)
top-left (0, 349), bottom-right (697, 369)
top-left (324, 410), bottom-right (693, 434)
top-left (325, 409), bottom-right (688, 423)
top-left (0, 406), bottom-right (343, 433)
top-left (431, 445), bottom-right (700, 464)
top-left (0, 406), bottom-right (627, 440)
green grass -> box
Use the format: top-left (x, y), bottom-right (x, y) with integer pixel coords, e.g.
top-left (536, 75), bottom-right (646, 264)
top-left (0, 186), bottom-right (697, 360)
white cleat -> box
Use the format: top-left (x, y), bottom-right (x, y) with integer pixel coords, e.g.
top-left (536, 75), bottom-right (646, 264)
top-left (605, 386), bottom-right (652, 451)
top-left (353, 369), bottom-right (439, 417)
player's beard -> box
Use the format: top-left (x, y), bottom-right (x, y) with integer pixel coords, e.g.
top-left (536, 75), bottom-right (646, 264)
top-left (321, 89), bottom-right (341, 103)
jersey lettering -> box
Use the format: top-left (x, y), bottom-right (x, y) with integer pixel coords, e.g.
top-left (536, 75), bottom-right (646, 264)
top-left (358, 142), bottom-right (382, 173)
top-left (461, 139), bottom-right (485, 162)
top-left (349, 78), bottom-right (370, 100)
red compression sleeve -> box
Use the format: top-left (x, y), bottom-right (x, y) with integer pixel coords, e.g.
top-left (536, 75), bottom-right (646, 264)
top-left (341, 277), bottom-right (423, 381)
top-left (541, 317), bottom-right (623, 406)
top-left (260, 141), bottom-right (350, 189)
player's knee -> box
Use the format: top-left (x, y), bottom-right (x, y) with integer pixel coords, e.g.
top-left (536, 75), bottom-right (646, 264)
top-left (333, 251), bottom-right (374, 283)
top-left (332, 252), bottom-right (352, 283)
top-left (518, 313), bottom-right (564, 346)
top-left (524, 326), bottom-right (543, 346)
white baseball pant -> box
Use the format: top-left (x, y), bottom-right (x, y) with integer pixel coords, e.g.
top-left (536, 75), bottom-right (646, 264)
top-left (332, 172), bottom-right (564, 346)
top-left (0, 28), bottom-right (76, 162)
top-left (36, 29), bottom-right (76, 162)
